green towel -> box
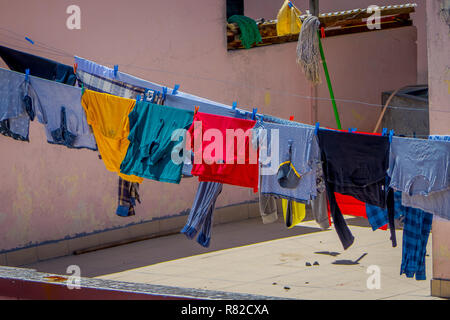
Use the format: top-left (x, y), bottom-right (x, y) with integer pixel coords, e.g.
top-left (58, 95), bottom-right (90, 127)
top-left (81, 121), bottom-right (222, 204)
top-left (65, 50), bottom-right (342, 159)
top-left (228, 15), bottom-right (262, 49)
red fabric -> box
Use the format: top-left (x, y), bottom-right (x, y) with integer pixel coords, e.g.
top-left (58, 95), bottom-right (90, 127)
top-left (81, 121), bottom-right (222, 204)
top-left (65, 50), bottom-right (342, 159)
top-left (325, 128), bottom-right (387, 230)
top-left (188, 112), bottom-right (259, 192)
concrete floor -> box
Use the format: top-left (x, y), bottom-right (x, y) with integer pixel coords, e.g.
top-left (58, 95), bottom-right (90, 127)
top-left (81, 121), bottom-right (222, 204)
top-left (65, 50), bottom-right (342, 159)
top-left (22, 215), bottom-right (441, 300)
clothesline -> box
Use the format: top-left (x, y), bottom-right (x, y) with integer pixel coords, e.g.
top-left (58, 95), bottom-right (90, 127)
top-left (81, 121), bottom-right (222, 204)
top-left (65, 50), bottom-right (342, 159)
top-left (0, 30), bottom-right (446, 114)
top-left (0, 42), bottom-right (448, 284)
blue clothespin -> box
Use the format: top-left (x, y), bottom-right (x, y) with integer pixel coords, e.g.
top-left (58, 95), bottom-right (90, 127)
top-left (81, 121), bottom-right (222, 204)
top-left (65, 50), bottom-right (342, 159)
top-left (172, 84), bottom-right (180, 95)
top-left (25, 37), bottom-right (34, 45)
top-left (25, 68), bottom-right (30, 82)
top-left (389, 129), bottom-right (395, 143)
top-left (136, 95), bottom-right (141, 103)
top-left (113, 65), bottom-right (118, 78)
top-left (315, 122), bottom-right (320, 135)
top-left (162, 87), bottom-right (168, 100)
top-left (288, 1), bottom-right (293, 8)
top-left (232, 101), bottom-right (237, 110)
top-left (251, 108), bottom-right (257, 120)
top-left (381, 128), bottom-right (388, 136)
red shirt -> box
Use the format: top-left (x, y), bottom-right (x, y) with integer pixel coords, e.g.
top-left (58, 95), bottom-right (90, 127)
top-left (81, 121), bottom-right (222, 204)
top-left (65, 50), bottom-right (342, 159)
top-left (188, 112), bottom-right (259, 192)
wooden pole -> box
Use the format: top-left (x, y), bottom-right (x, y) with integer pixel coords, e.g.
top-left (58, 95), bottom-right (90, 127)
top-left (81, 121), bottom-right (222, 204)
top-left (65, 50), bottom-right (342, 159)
top-left (309, 0), bottom-right (319, 16)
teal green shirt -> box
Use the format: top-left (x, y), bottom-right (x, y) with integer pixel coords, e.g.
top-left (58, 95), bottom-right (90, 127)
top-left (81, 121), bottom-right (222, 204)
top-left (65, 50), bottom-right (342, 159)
top-left (120, 101), bottom-right (193, 184)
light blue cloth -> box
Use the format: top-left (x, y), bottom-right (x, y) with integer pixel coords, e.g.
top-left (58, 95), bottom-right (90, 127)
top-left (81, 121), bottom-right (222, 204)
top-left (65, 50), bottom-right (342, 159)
top-left (399, 135), bottom-right (450, 220)
top-left (29, 75), bottom-right (97, 150)
top-left (388, 136), bottom-right (450, 196)
top-left (0, 67), bottom-right (42, 141)
top-left (256, 121), bottom-right (319, 202)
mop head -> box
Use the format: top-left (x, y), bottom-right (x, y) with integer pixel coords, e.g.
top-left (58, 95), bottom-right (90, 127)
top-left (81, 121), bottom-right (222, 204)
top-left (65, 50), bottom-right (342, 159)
top-left (296, 15), bottom-right (321, 85)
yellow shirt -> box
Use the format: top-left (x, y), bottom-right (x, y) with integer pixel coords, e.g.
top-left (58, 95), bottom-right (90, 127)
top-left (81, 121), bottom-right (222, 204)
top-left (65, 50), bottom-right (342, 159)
top-left (282, 199), bottom-right (306, 228)
top-left (81, 90), bottom-right (143, 183)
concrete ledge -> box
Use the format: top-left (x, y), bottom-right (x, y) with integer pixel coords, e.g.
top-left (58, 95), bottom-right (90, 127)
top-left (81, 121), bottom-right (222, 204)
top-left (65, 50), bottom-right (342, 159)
top-left (431, 279), bottom-right (450, 298)
top-left (2, 201), bottom-right (259, 267)
top-left (0, 266), bottom-right (285, 300)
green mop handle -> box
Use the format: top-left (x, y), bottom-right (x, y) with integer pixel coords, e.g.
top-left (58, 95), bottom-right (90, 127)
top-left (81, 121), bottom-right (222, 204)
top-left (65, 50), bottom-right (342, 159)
top-left (317, 30), bottom-right (342, 130)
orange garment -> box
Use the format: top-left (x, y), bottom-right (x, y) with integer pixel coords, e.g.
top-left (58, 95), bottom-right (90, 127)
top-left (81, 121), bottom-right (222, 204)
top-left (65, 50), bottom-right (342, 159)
top-left (81, 89), bottom-right (143, 183)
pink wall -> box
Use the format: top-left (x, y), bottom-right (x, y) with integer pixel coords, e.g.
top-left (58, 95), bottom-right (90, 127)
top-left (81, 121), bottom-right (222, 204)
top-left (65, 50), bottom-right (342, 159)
top-left (245, 0), bottom-right (428, 84)
top-left (0, 0), bottom-right (417, 253)
top-left (426, 0), bottom-right (450, 280)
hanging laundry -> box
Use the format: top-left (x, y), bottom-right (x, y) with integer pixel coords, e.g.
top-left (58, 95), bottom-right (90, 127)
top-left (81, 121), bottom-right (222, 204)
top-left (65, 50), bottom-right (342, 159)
top-left (120, 101), bottom-right (194, 184)
top-left (29, 75), bottom-right (97, 150)
top-left (81, 89), bottom-right (142, 183)
top-left (74, 56), bottom-right (244, 119)
top-left (324, 129), bottom-right (386, 228)
top-left (282, 199), bottom-right (306, 228)
top-left (227, 15), bottom-right (262, 49)
top-left (388, 136), bottom-right (450, 220)
top-left (181, 181), bottom-right (223, 248)
top-left (0, 45), bottom-right (76, 85)
top-left (188, 112), bottom-right (259, 192)
top-left (257, 121), bottom-right (319, 202)
top-left (276, 0), bottom-right (303, 36)
top-left (318, 129), bottom-right (393, 250)
top-left (310, 161), bottom-right (330, 230)
top-left (116, 177), bottom-right (141, 217)
top-left (365, 191), bottom-right (404, 231)
top-left (259, 193), bottom-right (279, 224)
top-left (400, 207), bottom-right (433, 281)
top-left (0, 68), bottom-right (44, 141)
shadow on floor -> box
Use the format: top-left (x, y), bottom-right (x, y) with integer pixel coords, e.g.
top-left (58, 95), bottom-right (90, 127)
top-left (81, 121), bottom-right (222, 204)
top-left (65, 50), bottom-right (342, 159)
top-left (22, 217), bottom-right (325, 278)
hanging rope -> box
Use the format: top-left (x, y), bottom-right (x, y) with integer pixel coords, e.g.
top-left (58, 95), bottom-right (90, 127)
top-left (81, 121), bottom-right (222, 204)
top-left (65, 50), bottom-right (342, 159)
top-left (296, 15), bottom-right (321, 85)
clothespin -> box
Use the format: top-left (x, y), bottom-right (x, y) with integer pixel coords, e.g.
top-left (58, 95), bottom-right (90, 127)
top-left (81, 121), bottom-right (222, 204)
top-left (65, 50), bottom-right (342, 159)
top-left (288, 2), bottom-right (293, 8)
top-left (232, 101), bottom-right (237, 110)
top-left (289, 116), bottom-right (295, 121)
top-left (251, 108), bottom-right (257, 120)
top-left (136, 95), bottom-right (141, 103)
top-left (172, 84), bottom-right (180, 95)
top-left (81, 83), bottom-right (85, 95)
top-left (321, 27), bottom-right (326, 39)
top-left (389, 129), bottom-right (395, 143)
top-left (73, 63), bottom-right (78, 75)
top-left (315, 122), bottom-right (320, 135)
top-left (25, 37), bottom-right (34, 45)
top-left (162, 87), bottom-right (168, 100)
top-left (348, 128), bottom-right (357, 133)
top-left (381, 128), bottom-right (388, 136)
top-left (25, 69), bottom-right (30, 82)
top-left (194, 106), bottom-right (199, 115)
top-left (113, 65), bottom-right (118, 78)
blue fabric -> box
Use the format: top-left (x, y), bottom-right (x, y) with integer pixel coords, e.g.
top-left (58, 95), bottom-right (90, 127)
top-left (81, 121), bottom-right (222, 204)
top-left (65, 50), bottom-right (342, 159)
top-left (29, 75), bottom-right (97, 150)
top-left (388, 136), bottom-right (450, 196)
top-left (365, 191), bottom-right (403, 230)
top-left (399, 135), bottom-right (450, 221)
top-left (120, 101), bottom-right (193, 184)
top-left (0, 67), bottom-right (43, 141)
top-left (256, 121), bottom-right (319, 203)
top-left (400, 207), bottom-right (433, 280)
top-left (181, 181), bottom-right (223, 248)
top-left (0, 45), bottom-right (76, 85)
